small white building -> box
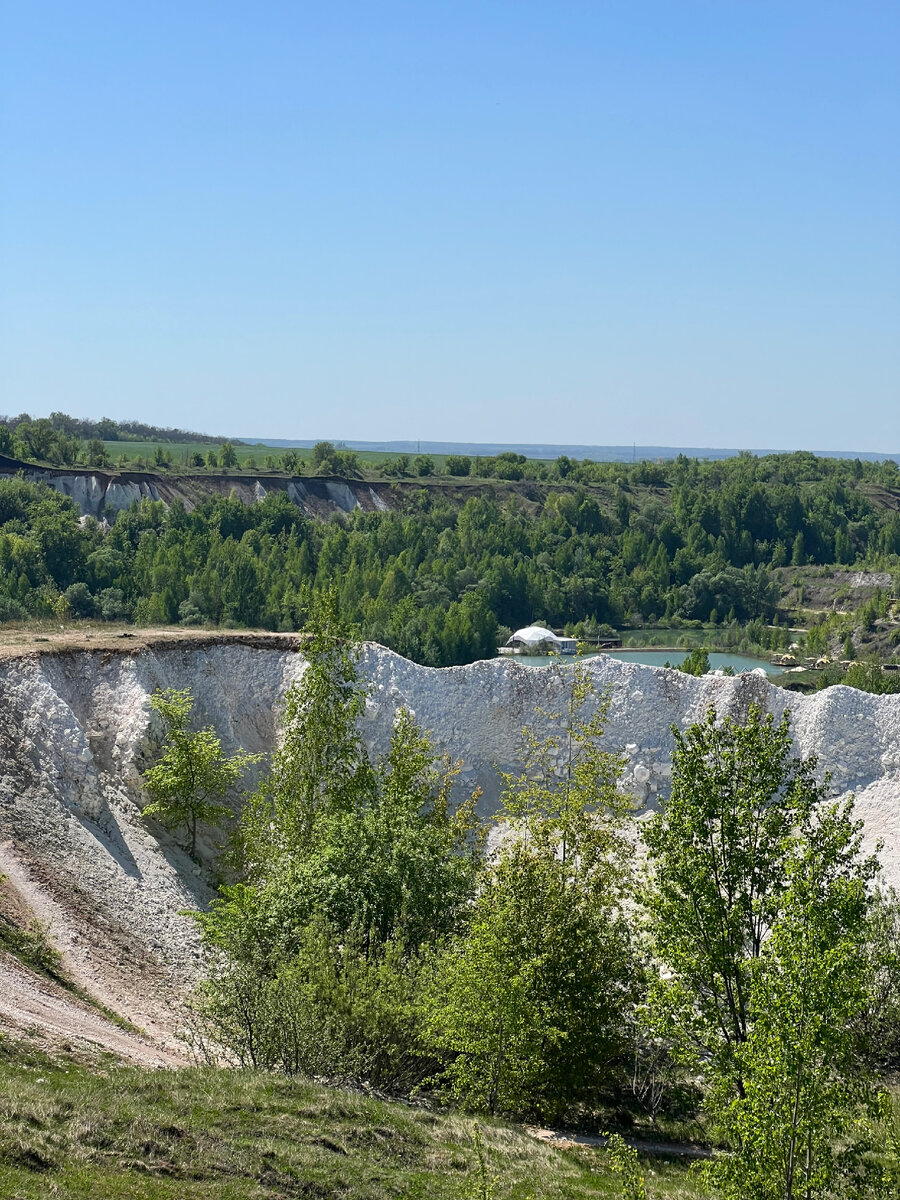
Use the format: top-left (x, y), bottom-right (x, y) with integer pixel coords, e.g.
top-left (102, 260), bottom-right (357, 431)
top-left (500, 625), bottom-right (577, 655)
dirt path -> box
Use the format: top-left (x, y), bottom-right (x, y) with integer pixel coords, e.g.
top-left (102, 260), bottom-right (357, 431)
top-left (527, 1125), bottom-right (712, 1159)
top-left (0, 841), bottom-right (190, 1056)
top-left (0, 952), bottom-right (185, 1066)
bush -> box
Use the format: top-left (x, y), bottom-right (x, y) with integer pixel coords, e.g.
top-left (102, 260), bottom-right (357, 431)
top-left (178, 597), bottom-right (205, 626)
top-left (0, 595), bottom-right (26, 622)
top-left (675, 647), bottom-right (710, 676)
top-left (196, 923), bottom-right (430, 1090)
top-left (64, 582), bottom-right (96, 618)
top-left (98, 587), bottom-right (129, 621)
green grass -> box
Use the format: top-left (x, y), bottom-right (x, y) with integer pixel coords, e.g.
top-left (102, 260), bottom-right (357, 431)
top-left (0, 1042), bottom-right (707, 1199)
top-left (100, 440), bottom-right (302, 468)
top-left (99, 440), bottom-right (564, 477)
top-left (0, 918), bottom-right (63, 981)
top-left (99, 439), bottom-right (404, 470)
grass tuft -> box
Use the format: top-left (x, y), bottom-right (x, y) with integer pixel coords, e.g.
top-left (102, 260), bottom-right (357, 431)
top-left (0, 1040), bottom-right (709, 1198)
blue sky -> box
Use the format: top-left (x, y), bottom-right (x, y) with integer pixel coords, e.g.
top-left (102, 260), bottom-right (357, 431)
top-left (1, 2), bottom-right (898, 450)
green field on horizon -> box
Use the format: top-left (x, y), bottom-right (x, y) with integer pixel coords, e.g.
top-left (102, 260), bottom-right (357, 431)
top-left (100, 440), bottom-right (315, 467)
top-left (99, 440), bottom-right (557, 475)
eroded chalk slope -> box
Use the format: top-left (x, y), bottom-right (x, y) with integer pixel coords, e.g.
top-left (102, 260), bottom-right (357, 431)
top-left (0, 642), bottom-right (898, 1046)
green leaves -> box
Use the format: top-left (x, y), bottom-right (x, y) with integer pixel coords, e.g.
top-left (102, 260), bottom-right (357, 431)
top-left (701, 807), bottom-right (885, 1198)
top-left (422, 667), bottom-right (639, 1121)
top-left (422, 842), bottom-right (636, 1120)
top-left (231, 598), bottom-right (482, 960)
top-left (194, 603), bottom-right (486, 1090)
top-left (642, 704), bottom-right (828, 1087)
top-left (498, 665), bottom-right (631, 894)
top-left (141, 688), bottom-right (260, 859)
top-left (643, 702), bottom-right (890, 1198)
top-left (603, 1133), bottom-right (648, 1200)
top-left (238, 593), bottom-right (373, 879)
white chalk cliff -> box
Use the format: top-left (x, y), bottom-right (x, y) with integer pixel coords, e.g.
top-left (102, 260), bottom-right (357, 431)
top-left (0, 641), bottom-right (898, 1045)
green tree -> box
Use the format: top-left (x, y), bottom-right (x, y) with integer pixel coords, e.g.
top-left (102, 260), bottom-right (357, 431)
top-left (603, 1133), bottom-right (647, 1200)
top-left (194, 600), bottom-right (484, 1089)
top-left (17, 417), bottom-right (57, 461)
top-left (238, 595), bottom-right (372, 879)
top-left (840, 662), bottom-right (900, 696)
top-left (423, 843), bottom-right (636, 1119)
top-left (86, 438), bottom-right (109, 467)
top-left (445, 455), bottom-right (471, 476)
top-left (223, 706), bottom-right (482, 964)
top-left (423, 667), bottom-right (638, 1119)
top-left (675, 646), bottom-right (709, 676)
top-left (312, 441), bottom-right (336, 471)
top-left (219, 441), bottom-right (238, 468)
top-left (142, 688), bottom-right (260, 858)
top-left (210, 597), bottom-right (483, 957)
top-left (496, 666), bottom-right (631, 875)
top-left (642, 703), bottom-right (897, 1195)
top-left (64, 581), bottom-right (96, 617)
top-left (700, 801), bottom-right (884, 1199)
top-left (642, 705), bottom-right (828, 1096)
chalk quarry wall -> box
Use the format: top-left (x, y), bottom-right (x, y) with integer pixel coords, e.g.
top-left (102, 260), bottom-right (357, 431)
top-left (1, 643), bottom-right (899, 1005)
top-left (0, 462), bottom-right (394, 522)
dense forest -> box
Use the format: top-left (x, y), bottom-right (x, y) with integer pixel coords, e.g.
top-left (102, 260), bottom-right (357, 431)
top-left (1, 448), bottom-right (900, 668)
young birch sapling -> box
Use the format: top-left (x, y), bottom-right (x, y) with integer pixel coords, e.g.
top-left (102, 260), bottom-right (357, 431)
top-left (142, 688), bottom-right (260, 859)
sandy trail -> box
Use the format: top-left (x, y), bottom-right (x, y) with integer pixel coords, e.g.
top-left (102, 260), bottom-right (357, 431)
top-left (0, 952), bottom-right (184, 1066)
top-left (528, 1126), bottom-right (711, 1159)
top-left (0, 841), bottom-right (190, 1055)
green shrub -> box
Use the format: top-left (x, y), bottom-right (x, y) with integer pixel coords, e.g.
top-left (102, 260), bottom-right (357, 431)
top-left (0, 916), bottom-right (63, 979)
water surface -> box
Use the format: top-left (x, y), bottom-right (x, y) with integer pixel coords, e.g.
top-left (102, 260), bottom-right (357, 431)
top-left (510, 649), bottom-right (785, 675)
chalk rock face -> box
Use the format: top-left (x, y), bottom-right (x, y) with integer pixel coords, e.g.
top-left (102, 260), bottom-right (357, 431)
top-left (0, 643), bottom-right (898, 993)
top-left (103, 480), bottom-right (160, 515)
top-left (46, 474), bottom-right (107, 518)
top-left (324, 480), bottom-right (358, 512)
top-left (0, 466), bottom-right (396, 523)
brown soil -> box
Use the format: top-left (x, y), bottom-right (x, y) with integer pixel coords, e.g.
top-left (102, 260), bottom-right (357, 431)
top-left (0, 951), bottom-right (183, 1066)
top-left (0, 844), bottom-right (187, 1067)
top-left (0, 623), bottom-right (302, 663)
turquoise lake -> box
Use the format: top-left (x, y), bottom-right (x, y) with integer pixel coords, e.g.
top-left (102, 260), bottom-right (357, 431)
top-left (510, 649), bottom-right (785, 675)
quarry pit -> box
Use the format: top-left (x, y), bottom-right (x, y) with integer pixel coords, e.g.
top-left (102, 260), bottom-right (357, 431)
top-left (1, 632), bottom-right (899, 1062)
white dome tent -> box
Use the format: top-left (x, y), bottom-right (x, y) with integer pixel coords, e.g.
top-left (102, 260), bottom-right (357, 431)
top-left (500, 625), bottom-right (577, 656)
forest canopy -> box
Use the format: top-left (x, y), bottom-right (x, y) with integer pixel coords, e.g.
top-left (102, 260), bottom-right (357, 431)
top-left (0, 446), bottom-right (899, 667)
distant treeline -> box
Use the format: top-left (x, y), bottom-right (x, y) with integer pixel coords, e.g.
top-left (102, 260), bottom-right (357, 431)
top-left (0, 411), bottom-right (241, 459)
top-left (1, 450), bottom-right (900, 666)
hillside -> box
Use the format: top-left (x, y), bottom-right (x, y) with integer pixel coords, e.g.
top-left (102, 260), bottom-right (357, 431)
top-left (0, 636), bottom-right (899, 1060)
top-left (1, 451), bottom-right (900, 672)
top-left (0, 1047), bottom-right (705, 1198)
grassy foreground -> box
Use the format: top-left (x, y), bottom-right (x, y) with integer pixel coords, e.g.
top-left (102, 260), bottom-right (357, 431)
top-left (0, 1042), bottom-right (705, 1200)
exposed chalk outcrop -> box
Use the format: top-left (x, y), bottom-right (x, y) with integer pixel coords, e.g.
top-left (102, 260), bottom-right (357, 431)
top-left (0, 644), bottom-right (898, 1023)
top-left (0, 464), bottom-right (394, 522)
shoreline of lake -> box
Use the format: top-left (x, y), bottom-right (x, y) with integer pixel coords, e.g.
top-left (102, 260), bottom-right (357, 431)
top-left (510, 647), bottom-right (786, 675)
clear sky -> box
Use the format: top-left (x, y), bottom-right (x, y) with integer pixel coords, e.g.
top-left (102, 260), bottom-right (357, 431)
top-left (1, 2), bottom-right (898, 450)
